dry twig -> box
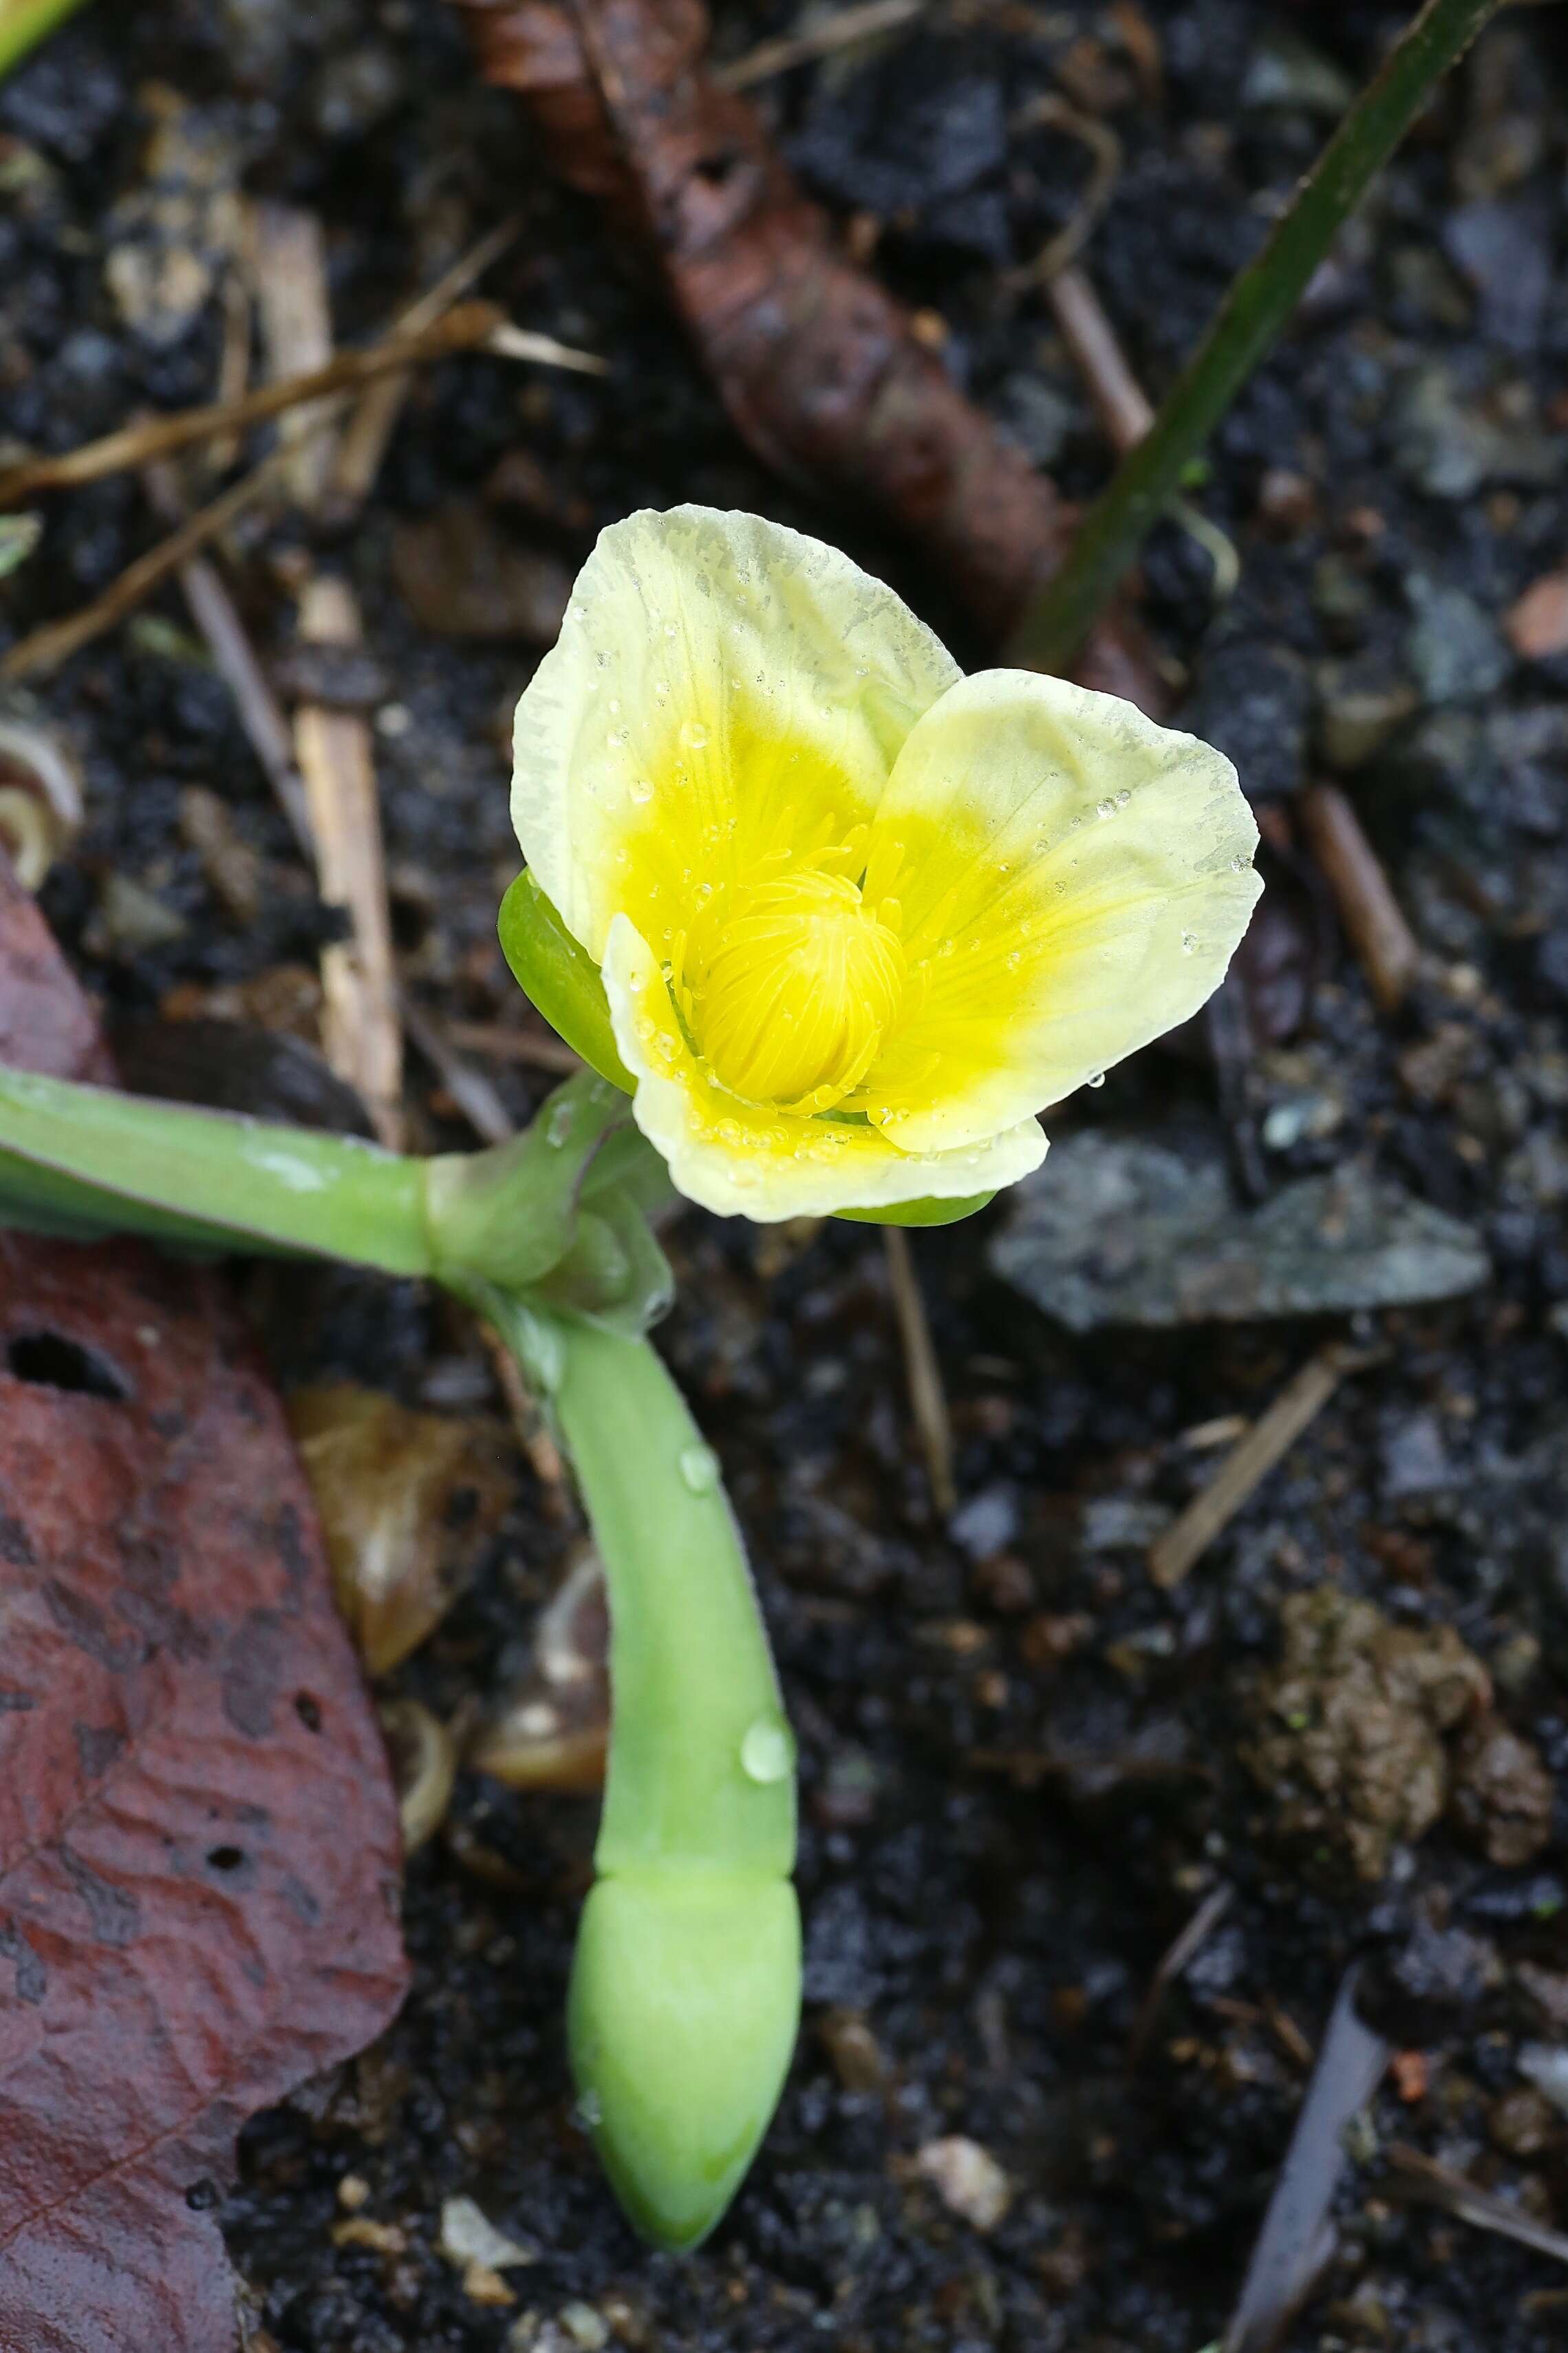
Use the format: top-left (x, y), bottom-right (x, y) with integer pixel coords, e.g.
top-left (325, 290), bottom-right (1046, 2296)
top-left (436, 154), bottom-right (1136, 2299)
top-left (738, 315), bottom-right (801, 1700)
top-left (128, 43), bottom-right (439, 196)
top-left (883, 1226), bottom-right (956, 1515)
top-left (292, 577), bottom-right (405, 1149)
top-left (1149, 1343), bottom-right (1375, 1590)
top-left (1045, 264), bottom-right (1153, 454)
top-left (1298, 782), bottom-right (1421, 1014)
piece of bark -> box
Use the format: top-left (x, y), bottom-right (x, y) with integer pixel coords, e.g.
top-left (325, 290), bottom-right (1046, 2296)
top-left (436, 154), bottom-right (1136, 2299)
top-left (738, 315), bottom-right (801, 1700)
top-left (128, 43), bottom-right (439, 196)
top-left (451, 0), bottom-right (1161, 701)
top-left (0, 862), bottom-right (409, 2353)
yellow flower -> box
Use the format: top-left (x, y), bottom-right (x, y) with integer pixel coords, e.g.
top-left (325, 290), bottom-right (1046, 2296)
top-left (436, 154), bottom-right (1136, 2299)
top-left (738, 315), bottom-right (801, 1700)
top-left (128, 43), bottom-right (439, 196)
top-left (511, 507), bottom-right (1261, 1223)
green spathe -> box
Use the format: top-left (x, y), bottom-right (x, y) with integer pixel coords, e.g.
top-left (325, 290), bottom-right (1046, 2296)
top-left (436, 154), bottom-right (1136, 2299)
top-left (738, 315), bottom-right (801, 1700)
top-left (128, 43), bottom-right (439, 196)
top-left (569, 1871), bottom-right (802, 2249)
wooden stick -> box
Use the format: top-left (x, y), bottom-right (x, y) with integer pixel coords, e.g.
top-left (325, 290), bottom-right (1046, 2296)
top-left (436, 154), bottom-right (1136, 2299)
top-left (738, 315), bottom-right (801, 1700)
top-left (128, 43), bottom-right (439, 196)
top-left (248, 201), bottom-right (338, 508)
top-left (883, 1225), bottom-right (956, 1516)
top-left (1148, 1343), bottom-right (1375, 1589)
top-left (0, 303), bottom-right (602, 507)
top-left (293, 577), bottom-right (405, 1149)
top-left (1298, 782), bottom-right (1421, 1013)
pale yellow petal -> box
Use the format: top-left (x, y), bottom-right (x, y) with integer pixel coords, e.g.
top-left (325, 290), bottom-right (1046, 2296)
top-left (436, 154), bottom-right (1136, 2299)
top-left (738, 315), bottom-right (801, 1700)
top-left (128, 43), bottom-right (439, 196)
top-left (602, 916), bottom-right (1045, 1222)
top-left (861, 670), bottom-right (1262, 1152)
top-left (511, 506), bottom-right (960, 964)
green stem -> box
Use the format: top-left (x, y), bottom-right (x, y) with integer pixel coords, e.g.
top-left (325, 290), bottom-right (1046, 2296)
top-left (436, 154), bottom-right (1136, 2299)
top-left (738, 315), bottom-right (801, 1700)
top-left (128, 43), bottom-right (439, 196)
top-left (538, 1313), bottom-right (800, 2249)
top-left (0, 0), bottom-right (90, 80)
top-left (1004, 0), bottom-right (1505, 674)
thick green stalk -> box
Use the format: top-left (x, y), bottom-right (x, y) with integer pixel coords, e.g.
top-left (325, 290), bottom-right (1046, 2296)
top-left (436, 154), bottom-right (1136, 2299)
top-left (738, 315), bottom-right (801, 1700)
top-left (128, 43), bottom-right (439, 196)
top-left (0, 0), bottom-right (89, 80)
top-left (1005, 0), bottom-right (1505, 674)
top-left (0, 1066), bottom-right (430, 1270)
top-left (544, 1314), bottom-right (799, 2250)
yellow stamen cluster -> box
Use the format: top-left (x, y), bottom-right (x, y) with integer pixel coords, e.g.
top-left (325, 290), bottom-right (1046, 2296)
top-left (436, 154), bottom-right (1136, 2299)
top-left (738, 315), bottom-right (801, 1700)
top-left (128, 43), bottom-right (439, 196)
top-left (677, 855), bottom-right (906, 1114)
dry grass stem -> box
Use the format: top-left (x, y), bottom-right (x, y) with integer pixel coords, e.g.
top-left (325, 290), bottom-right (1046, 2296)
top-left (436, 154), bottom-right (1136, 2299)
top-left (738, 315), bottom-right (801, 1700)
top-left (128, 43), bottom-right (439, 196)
top-left (400, 992), bottom-right (515, 1147)
top-left (141, 458), bottom-right (315, 859)
top-left (1148, 1343), bottom-right (1374, 1590)
top-left (0, 303), bottom-right (596, 507)
top-left (1127, 1882), bottom-right (1232, 2073)
top-left (883, 1225), bottom-right (956, 1516)
top-left (0, 447), bottom-right (294, 682)
top-left (715, 0), bottom-right (922, 90)
top-left (292, 576), bottom-right (405, 1148)
top-left (1386, 2144), bottom-right (1568, 2268)
top-left (331, 216), bottom-right (522, 518)
top-left (445, 1019), bottom-right (583, 1075)
top-left (1005, 98), bottom-right (1123, 292)
top-left (1298, 782), bottom-right (1421, 1013)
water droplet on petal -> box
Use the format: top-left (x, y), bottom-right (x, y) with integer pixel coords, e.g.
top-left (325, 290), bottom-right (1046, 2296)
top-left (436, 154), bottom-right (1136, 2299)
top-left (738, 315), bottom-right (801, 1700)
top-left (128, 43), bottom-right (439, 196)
top-left (740, 1714), bottom-right (793, 1783)
top-left (679, 1442), bottom-right (720, 1494)
top-left (1181, 930), bottom-right (1198, 955)
top-left (630, 776), bottom-right (653, 804)
top-left (1095, 798), bottom-right (1115, 819)
top-left (1116, 789), bottom-right (1131, 808)
top-left (681, 718), bottom-right (709, 750)
top-left (546, 1100), bottom-right (575, 1147)
top-left (1086, 1071), bottom-right (1106, 1089)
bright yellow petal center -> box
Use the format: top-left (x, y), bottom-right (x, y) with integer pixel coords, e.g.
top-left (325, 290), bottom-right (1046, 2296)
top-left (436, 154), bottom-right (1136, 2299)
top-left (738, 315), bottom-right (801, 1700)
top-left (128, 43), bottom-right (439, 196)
top-left (681, 862), bottom-right (907, 1113)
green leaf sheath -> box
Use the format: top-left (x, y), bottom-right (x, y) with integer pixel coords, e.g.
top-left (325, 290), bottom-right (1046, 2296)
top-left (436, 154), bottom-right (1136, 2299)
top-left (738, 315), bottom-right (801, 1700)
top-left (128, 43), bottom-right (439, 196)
top-left (545, 1314), bottom-right (801, 2249)
top-left (0, 1067), bottom-right (429, 1271)
top-left (1005, 0), bottom-right (1506, 672)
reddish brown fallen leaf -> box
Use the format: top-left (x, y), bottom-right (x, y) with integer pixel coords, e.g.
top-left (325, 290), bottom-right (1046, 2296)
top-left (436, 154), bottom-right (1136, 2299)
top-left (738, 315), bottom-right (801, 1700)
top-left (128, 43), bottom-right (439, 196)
top-left (0, 863), bottom-right (409, 2353)
top-left (451, 0), bottom-right (1162, 704)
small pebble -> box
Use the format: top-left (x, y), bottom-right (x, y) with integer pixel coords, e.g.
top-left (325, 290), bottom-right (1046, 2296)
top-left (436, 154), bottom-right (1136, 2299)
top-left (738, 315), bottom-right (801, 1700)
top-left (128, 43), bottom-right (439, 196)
top-left (912, 2135), bottom-right (1011, 2232)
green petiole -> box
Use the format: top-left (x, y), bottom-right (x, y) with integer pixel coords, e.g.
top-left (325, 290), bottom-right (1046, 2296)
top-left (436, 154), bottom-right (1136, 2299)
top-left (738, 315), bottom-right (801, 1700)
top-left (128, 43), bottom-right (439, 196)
top-left (0, 1058), bottom-right (797, 2245)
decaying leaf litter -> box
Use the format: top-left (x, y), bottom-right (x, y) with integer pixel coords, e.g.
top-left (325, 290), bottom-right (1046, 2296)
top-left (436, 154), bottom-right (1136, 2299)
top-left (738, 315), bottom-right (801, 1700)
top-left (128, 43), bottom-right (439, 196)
top-left (0, 0), bottom-right (1565, 2348)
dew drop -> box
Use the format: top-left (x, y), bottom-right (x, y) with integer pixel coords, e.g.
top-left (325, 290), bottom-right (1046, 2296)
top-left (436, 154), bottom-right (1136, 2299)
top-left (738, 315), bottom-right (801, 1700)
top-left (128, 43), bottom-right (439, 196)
top-left (681, 718), bottom-right (709, 750)
top-left (1115, 789), bottom-right (1131, 808)
top-left (608, 697), bottom-right (621, 715)
top-left (679, 1442), bottom-right (720, 1494)
top-left (630, 776), bottom-right (653, 804)
top-left (1095, 798), bottom-right (1115, 819)
top-left (1230, 853), bottom-right (1249, 873)
top-left (573, 2090), bottom-right (604, 2131)
top-left (740, 1715), bottom-right (794, 1785)
top-left (1181, 930), bottom-right (1198, 955)
top-left (664, 621), bottom-right (678, 639)
top-left (1086, 1071), bottom-right (1106, 1089)
top-left (546, 1100), bottom-right (575, 1148)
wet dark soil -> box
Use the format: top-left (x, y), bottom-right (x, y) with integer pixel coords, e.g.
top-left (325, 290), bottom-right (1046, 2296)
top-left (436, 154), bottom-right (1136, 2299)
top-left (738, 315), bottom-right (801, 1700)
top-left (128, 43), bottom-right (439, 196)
top-left (2, 1), bottom-right (1567, 2347)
